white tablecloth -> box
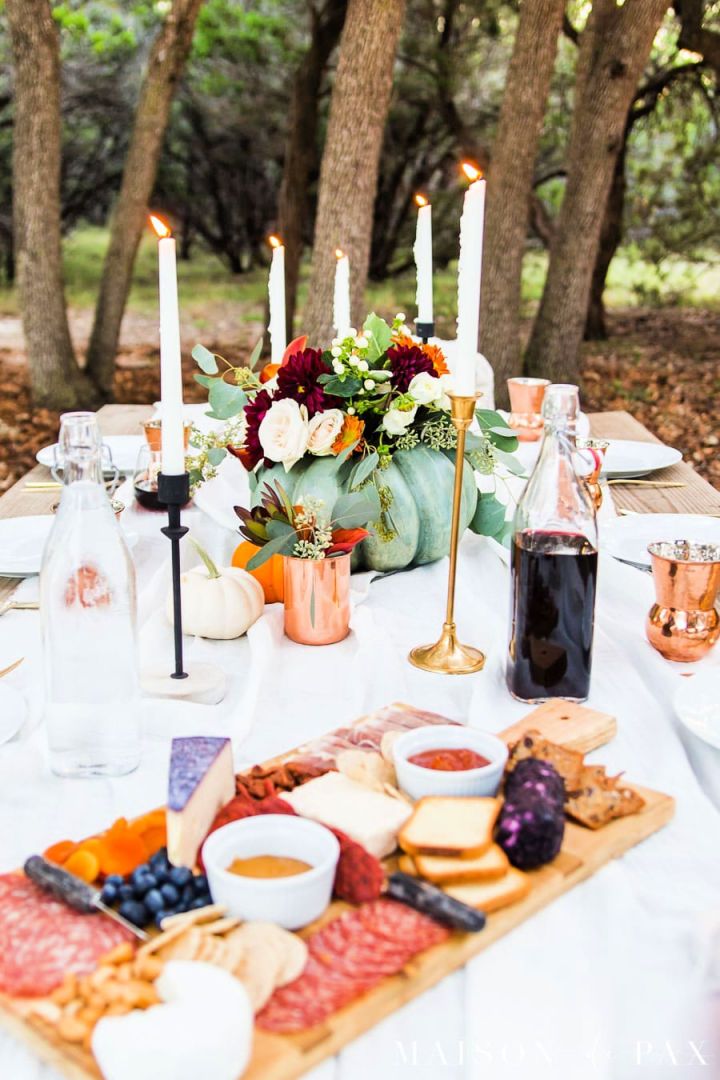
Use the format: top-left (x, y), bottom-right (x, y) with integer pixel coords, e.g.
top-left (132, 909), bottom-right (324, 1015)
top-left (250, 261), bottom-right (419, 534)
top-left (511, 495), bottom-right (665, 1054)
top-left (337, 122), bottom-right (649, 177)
top-left (1, 461), bottom-right (719, 1080)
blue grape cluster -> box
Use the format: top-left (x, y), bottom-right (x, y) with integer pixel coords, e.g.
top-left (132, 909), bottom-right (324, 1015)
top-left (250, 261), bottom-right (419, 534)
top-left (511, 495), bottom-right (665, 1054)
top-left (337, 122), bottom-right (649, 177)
top-left (100, 847), bottom-right (212, 929)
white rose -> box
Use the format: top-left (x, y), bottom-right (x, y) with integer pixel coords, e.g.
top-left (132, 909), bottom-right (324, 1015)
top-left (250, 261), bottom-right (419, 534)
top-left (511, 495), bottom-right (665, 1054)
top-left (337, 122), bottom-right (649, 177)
top-left (408, 371), bottom-right (443, 406)
top-left (383, 404), bottom-right (417, 436)
top-left (307, 409), bottom-right (344, 457)
top-left (258, 398), bottom-right (309, 472)
top-left (438, 373), bottom-right (455, 411)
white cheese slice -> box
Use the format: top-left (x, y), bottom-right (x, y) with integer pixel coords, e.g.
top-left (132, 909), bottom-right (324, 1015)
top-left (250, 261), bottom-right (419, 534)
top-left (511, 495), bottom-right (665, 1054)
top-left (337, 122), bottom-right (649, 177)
top-left (92, 962), bottom-right (253, 1080)
top-left (166, 737), bottom-right (235, 868)
top-left (283, 771), bottom-right (411, 858)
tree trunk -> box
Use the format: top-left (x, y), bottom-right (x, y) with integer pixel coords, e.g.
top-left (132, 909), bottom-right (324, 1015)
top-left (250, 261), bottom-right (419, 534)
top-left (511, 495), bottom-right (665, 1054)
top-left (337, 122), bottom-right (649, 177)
top-left (85, 0), bottom-right (204, 395)
top-left (584, 137), bottom-right (627, 340)
top-left (525, 0), bottom-right (670, 384)
top-left (277, 0), bottom-right (348, 339)
top-left (304, 0), bottom-right (406, 345)
top-left (479, 0), bottom-right (566, 409)
top-left (6, 0), bottom-right (98, 409)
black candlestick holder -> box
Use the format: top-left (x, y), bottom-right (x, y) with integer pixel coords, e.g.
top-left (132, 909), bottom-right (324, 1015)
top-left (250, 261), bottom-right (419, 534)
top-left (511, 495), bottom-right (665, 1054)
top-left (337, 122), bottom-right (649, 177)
top-left (139, 471), bottom-right (226, 704)
top-left (415, 320), bottom-right (435, 344)
top-left (158, 472), bottom-right (190, 679)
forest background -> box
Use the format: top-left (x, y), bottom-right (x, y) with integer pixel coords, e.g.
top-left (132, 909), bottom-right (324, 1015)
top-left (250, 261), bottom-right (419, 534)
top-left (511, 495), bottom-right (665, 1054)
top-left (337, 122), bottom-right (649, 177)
top-left (0, 0), bottom-right (718, 490)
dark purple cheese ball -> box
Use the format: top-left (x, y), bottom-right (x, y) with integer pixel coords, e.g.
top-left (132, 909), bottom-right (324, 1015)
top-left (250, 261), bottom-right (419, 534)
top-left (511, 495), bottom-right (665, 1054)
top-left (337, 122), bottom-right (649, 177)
top-left (495, 797), bottom-right (565, 870)
top-left (504, 758), bottom-right (566, 811)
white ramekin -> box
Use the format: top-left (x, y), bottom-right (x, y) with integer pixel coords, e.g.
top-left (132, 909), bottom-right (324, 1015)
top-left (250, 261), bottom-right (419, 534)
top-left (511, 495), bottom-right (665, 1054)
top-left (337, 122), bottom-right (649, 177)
top-left (202, 814), bottom-right (340, 930)
top-left (392, 724), bottom-right (508, 801)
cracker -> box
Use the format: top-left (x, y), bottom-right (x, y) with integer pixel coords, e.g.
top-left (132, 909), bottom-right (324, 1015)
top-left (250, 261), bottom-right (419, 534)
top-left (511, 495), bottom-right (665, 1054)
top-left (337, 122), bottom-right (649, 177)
top-left (159, 903), bottom-right (227, 930)
top-left (201, 916), bottom-right (243, 935)
top-left (566, 765), bottom-right (645, 829)
top-left (240, 922), bottom-right (308, 988)
top-left (507, 730), bottom-right (584, 789)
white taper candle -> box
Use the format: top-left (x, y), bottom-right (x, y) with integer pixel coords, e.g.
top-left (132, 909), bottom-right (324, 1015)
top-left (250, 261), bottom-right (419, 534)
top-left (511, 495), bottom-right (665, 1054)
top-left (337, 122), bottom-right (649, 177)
top-left (267, 236), bottom-right (286, 365)
top-left (413, 195), bottom-right (433, 325)
top-left (151, 216), bottom-right (185, 475)
top-left (333, 249), bottom-right (351, 338)
top-left (455, 164), bottom-right (486, 396)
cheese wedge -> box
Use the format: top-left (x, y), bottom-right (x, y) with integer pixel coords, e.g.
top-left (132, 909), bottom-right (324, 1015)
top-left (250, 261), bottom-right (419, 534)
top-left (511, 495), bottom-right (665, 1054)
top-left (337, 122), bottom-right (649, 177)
top-left (413, 844), bottom-right (509, 884)
top-left (283, 771), bottom-right (411, 858)
top-left (398, 796), bottom-right (500, 859)
top-left (444, 867), bottom-right (531, 914)
top-left (166, 737), bottom-right (235, 868)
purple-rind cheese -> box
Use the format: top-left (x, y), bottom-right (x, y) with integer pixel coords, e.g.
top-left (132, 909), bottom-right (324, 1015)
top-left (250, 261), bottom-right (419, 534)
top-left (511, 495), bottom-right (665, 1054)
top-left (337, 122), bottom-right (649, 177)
top-left (168, 736), bottom-right (231, 812)
top-left (504, 758), bottom-right (566, 811)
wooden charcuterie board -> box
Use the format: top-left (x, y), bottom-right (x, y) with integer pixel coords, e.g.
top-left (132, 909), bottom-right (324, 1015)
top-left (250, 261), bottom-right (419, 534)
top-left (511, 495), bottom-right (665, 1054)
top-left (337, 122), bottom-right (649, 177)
top-left (0, 701), bottom-right (674, 1080)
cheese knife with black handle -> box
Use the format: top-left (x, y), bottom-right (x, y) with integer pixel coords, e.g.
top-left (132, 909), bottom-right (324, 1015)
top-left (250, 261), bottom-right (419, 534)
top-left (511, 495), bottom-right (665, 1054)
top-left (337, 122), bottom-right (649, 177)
top-left (24, 855), bottom-right (148, 941)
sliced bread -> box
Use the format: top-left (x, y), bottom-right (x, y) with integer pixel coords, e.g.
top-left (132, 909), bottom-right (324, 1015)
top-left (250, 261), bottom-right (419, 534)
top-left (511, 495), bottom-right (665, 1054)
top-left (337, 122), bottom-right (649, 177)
top-left (444, 867), bottom-right (530, 914)
top-left (397, 854), bottom-right (418, 875)
top-left (398, 796), bottom-right (500, 859)
top-left (413, 844), bottom-right (509, 884)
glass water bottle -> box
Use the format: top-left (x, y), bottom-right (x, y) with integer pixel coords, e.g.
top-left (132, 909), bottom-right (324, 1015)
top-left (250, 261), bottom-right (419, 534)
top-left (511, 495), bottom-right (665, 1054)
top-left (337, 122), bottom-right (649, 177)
top-left (506, 384), bottom-right (598, 703)
top-left (40, 412), bottom-right (141, 777)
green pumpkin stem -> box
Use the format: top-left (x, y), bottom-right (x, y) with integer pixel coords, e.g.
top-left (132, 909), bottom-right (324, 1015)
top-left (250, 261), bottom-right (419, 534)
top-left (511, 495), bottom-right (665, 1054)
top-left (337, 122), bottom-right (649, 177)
top-left (190, 536), bottom-right (221, 579)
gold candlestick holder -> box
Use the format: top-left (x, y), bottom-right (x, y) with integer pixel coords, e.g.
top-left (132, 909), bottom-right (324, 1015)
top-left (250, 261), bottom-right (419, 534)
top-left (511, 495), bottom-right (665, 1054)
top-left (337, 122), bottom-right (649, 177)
top-left (409, 392), bottom-right (486, 674)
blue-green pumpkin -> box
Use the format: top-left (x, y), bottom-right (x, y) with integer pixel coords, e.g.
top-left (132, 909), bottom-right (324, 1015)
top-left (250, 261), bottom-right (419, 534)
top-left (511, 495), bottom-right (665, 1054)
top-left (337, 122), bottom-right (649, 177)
top-left (253, 445), bottom-right (477, 572)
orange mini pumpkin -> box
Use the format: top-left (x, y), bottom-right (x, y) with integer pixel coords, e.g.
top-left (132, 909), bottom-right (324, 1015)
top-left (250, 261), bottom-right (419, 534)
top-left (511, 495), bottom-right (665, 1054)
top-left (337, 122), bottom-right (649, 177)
top-left (232, 540), bottom-right (284, 604)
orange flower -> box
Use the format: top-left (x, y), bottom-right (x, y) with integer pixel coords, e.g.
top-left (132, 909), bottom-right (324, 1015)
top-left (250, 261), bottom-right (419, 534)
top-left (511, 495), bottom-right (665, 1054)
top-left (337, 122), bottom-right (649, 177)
top-left (332, 414), bottom-right (365, 455)
top-left (421, 342), bottom-right (449, 376)
top-left (259, 362), bottom-right (280, 384)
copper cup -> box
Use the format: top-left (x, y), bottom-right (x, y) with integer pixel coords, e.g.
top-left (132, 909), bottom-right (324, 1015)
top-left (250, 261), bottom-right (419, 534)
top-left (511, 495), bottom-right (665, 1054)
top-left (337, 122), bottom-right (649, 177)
top-left (646, 540), bottom-right (720, 662)
top-left (507, 377), bottom-right (550, 442)
top-left (142, 418), bottom-right (193, 453)
top-left (283, 554), bottom-right (351, 645)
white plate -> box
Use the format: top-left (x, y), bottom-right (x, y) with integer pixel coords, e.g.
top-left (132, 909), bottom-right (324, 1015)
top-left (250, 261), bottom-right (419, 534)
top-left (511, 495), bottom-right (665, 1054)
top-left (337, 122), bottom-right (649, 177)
top-left (674, 669), bottom-right (720, 749)
top-left (0, 684), bottom-right (27, 746)
top-left (602, 513), bottom-right (720, 568)
top-left (0, 516), bottom-right (138, 576)
top-left (602, 439), bottom-right (681, 479)
top-left (36, 435), bottom-right (144, 474)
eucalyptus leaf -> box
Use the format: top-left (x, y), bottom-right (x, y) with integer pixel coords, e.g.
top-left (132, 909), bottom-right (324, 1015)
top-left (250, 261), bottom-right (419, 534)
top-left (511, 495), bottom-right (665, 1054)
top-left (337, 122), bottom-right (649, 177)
top-left (192, 343), bottom-right (218, 375)
top-left (363, 312), bottom-right (392, 362)
top-left (193, 373), bottom-right (216, 389)
top-left (349, 450), bottom-right (379, 490)
top-left (332, 487), bottom-right (381, 529)
top-left (249, 337), bottom-right (264, 372)
top-left (335, 439), bottom-right (359, 465)
top-left (469, 492), bottom-right (507, 537)
top-left (266, 519), bottom-right (295, 540)
top-left (320, 375), bottom-right (362, 398)
top-left (493, 447), bottom-right (528, 477)
top-left (208, 380), bottom-right (248, 420)
top-left (247, 469), bottom-right (259, 492)
top-left (487, 430), bottom-right (519, 453)
top-left (247, 531), bottom-right (295, 570)
top-left (206, 447), bottom-right (227, 467)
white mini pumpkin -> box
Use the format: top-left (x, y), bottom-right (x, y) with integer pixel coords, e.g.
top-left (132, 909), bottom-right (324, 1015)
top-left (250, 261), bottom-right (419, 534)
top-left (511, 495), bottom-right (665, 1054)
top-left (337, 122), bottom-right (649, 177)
top-left (168, 540), bottom-right (264, 639)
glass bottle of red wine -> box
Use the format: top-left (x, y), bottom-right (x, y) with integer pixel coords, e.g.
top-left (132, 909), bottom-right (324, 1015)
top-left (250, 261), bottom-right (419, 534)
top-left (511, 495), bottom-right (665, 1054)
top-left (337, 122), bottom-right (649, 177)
top-left (506, 384), bottom-right (598, 703)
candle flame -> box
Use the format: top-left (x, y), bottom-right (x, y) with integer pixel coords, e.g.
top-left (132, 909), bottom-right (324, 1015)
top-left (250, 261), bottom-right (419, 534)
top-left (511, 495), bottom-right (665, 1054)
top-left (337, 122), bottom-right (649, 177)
top-left (268, 234), bottom-right (282, 249)
top-left (460, 162), bottom-right (483, 183)
top-left (149, 214), bottom-right (172, 239)
top-left (335, 248), bottom-right (345, 259)
top-left (414, 193), bottom-right (429, 208)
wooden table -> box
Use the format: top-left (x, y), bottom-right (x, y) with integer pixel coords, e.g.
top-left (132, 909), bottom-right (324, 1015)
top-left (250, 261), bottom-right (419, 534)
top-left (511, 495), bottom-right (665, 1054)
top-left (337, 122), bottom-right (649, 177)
top-left (1, 406), bottom-right (718, 607)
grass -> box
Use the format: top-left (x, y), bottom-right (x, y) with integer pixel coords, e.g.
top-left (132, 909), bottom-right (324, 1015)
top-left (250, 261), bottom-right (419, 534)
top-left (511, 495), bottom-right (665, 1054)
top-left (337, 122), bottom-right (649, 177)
top-left (0, 226), bottom-right (718, 326)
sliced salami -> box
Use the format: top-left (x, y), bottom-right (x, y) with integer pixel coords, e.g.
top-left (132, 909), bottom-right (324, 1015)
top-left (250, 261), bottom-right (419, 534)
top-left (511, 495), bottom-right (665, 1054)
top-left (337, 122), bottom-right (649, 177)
top-left (0, 874), bottom-right (134, 997)
top-left (358, 898), bottom-right (450, 951)
top-left (310, 913), bottom-right (413, 980)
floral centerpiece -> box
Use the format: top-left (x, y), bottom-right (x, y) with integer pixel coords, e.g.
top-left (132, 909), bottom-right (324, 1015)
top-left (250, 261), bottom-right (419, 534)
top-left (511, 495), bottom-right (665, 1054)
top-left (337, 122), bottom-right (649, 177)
top-left (189, 313), bottom-right (521, 573)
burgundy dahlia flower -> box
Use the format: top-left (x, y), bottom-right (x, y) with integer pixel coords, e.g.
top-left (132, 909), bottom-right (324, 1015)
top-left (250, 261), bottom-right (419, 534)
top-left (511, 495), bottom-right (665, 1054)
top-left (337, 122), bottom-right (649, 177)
top-left (387, 344), bottom-right (436, 393)
top-left (275, 348), bottom-right (338, 417)
top-left (237, 387), bottom-right (273, 470)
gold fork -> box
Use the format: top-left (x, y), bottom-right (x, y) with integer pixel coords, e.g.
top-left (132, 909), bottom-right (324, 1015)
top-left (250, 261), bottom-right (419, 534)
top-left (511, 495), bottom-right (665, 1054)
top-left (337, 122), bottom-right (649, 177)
top-left (0, 599), bottom-right (39, 617)
top-left (0, 657), bottom-right (24, 679)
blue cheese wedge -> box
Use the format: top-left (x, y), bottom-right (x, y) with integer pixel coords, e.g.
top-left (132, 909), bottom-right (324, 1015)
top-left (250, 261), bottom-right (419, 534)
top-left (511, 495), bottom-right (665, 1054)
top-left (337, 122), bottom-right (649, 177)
top-left (167, 737), bottom-right (235, 868)
top-left (283, 772), bottom-right (411, 858)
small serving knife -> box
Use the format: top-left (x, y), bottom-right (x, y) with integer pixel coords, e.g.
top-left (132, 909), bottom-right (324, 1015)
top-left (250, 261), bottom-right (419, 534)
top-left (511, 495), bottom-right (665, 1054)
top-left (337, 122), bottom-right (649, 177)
top-left (384, 871), bottom-right (486, 933)
top-left (24, 855), bottom-right (148, 941)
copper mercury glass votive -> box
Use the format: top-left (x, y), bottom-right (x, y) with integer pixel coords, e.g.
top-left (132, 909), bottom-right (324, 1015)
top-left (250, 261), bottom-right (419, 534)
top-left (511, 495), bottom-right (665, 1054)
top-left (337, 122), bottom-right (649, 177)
top-left (646, 540), bottom-right (720, 662)
top-left (506, 377), bottom-right (551, 442)
top-left (576, 437), bottom-right (610, 511)
top-left (283, 554), bottom-right (351, 645)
